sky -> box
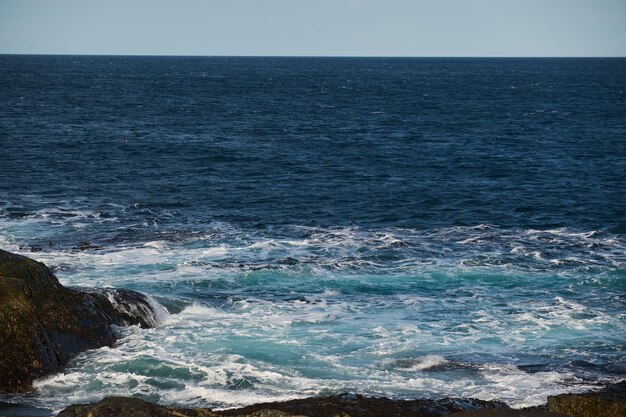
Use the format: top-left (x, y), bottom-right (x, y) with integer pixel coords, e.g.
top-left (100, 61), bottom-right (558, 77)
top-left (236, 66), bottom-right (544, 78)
top-left (1, 0), bottom-right (625, 57)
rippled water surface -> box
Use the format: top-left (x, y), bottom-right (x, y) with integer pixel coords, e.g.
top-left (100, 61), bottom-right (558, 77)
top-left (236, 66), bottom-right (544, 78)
top-left (0, 56), bottom-right (625, 415)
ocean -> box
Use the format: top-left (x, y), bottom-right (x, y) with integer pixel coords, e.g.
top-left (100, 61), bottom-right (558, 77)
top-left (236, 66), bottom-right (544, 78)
top-left (0, 56), bottom-right (625, 415)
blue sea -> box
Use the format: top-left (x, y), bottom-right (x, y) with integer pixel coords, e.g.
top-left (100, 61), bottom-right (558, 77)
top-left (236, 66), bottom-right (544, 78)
top-left (0, 56), bottom-right (625, 415)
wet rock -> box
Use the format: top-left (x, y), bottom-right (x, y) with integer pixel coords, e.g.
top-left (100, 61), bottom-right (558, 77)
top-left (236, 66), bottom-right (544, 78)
top-left (85, 287), bottom-right (160, 328)
top-left (56, 394), bottom-right (507, 417)
top-left (71, 243), bottom-right (102, 252)
top-left (218, 394), bottom-right (507, 417)
top-left (57, 397), bottom-right (218, 417)
top-left (56, 386), bottom-right (626, 417)
top-left (453, 409), bottom-right (566, 416)
top-left (547, 381), bottom-right (626, 417)
top-left (0, 249), bottom-right (157, 393)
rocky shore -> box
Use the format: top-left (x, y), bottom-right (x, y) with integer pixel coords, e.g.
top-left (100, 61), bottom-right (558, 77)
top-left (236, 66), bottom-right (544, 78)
top-left (56, 383), bottom-right (626, 417)
top-left (1, 249), bottom-right (624, 417)
top-left (0, 249), bottom-right (158, 393)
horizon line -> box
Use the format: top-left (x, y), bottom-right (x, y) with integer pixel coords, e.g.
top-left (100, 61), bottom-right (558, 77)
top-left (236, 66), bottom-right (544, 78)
top-left (1, 53), bottom-right (625, 59)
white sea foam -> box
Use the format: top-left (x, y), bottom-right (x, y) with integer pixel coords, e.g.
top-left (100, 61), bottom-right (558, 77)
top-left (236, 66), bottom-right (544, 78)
top-left (2, 220), bottom-right (625, 278)
top-left (0, 233), bottom-right (19, 251)
top-left (143, 240), bottom-right (168, 249)
top-left (25, 291), bottom-right (619, 412)
top-left (1, 221), bottom-right (625, 414)
top-left (408, 355), bottom-right (449, 371)
top-left (146, 296), bottom-right (171, 326)
top-left (477, 364), bottom-right (593, 408)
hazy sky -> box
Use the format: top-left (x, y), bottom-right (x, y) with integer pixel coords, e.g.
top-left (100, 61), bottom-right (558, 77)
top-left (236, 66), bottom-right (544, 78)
top-left (1, 0), bottom-right (625, 56)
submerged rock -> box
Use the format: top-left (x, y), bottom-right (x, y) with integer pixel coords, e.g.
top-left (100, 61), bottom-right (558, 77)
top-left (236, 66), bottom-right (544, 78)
top-left (0, 249), bottom-right (158, 393)
top-left (56, 394), bottom-right (507, 417)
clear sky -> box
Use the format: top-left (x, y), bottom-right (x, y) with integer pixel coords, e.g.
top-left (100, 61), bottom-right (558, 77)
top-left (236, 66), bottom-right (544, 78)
top-left (1, 0), bottom-right (625, 57)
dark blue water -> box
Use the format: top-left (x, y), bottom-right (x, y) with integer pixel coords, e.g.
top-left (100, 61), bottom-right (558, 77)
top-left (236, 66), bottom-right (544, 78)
top-left (1, 56), bottom-right (625, 414)
top-left (2, 56), bottom-right (625, 237)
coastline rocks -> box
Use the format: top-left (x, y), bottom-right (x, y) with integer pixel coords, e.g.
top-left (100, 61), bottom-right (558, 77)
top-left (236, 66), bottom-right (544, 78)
top-left (84, 287), bottom-right (161, 329)
top-left (57, 397), bottom-right (218, 417)
top-left (547, 381), bottom-right (626, 417)
top-left (54, 383), bottom-right (626, 417)
top-left (0, 249), bottom-right (157, 393)
top-left (217, 394), bottom-right (507, 417)
top-left (452, 410), bottom-right (566, 417)
top-left (56, 394), bottom-right (507, 417)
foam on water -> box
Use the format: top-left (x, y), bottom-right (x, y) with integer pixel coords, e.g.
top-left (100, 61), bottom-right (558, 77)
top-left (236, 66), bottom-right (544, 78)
top-left (1, 242), bottom-right (620, 415)
top-left (405, 355), bottom-right (450, 371)
top-left (3, 212), bottom-right (625, 281)
top-left (21, 303), bottom-right (603, 412)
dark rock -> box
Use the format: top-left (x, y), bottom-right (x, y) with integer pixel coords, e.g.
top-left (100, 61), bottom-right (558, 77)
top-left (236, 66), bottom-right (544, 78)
top-left (55, 384), bottom-right (626, 417)
top-left (72, 243), bottom-right (102, 252)
top-left (57, 397), bottom-right (218, 417)
top-left (547, 381), bottom-right (626, 417)
top-left (0, 249), bottom-right (157, 393)
top-left (217, 394), bottom-right (507, 417)
top-left (85, 287), bottom-right (160, 328)
top-left (56, 394), bottom-right (508, 417)
top-left (452, 409), bottom-right (567, 416)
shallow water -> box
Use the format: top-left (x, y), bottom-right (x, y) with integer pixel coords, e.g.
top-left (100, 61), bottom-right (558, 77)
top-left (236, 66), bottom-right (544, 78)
top-left (0, 56), bottom-right (625, 415)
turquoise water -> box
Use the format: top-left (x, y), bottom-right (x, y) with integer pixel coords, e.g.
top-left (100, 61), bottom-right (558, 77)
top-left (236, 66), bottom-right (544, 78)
top-left (1, 56), bottom-right (625, 414)
top-left (1, 222), bottom-right (624, 413)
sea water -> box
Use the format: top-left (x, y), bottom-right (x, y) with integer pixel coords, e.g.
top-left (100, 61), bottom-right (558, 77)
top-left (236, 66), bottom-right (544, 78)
top-left (0, 56), bottom-right (625, 415)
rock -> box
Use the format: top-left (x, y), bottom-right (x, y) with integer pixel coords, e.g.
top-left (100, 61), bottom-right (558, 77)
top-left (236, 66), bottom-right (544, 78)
top-left (71, 243), bottom-right (102, 252)
top-left (217, 393), bottom-right (507, 416)
top-left (56, 394), bottom-right (507, 417)
top-left (547, 381), bottom-right (626, 417)
top-left (0, 249), bottom-right (158, 393)
top-left (453, 408), bottom-right (568, 416)
top-left (55, 385), bottom-right (626, 417)
top-left (85, 287), bottom-right (160, 329)
top-left (57, 397), bottom-right (218, 417)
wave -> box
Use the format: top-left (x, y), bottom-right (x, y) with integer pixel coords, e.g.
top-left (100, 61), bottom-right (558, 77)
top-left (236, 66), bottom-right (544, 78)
top-left (1, 215), bottom-right (625, 277)
top-left (19, 300), bottom-right (614, 414)
top-left (1, 216), bottom-right (625, 414)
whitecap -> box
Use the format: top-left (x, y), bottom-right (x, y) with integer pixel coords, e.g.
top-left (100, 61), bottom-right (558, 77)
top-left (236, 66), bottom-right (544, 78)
top-left (408, 355), bottom-right (449, 371)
